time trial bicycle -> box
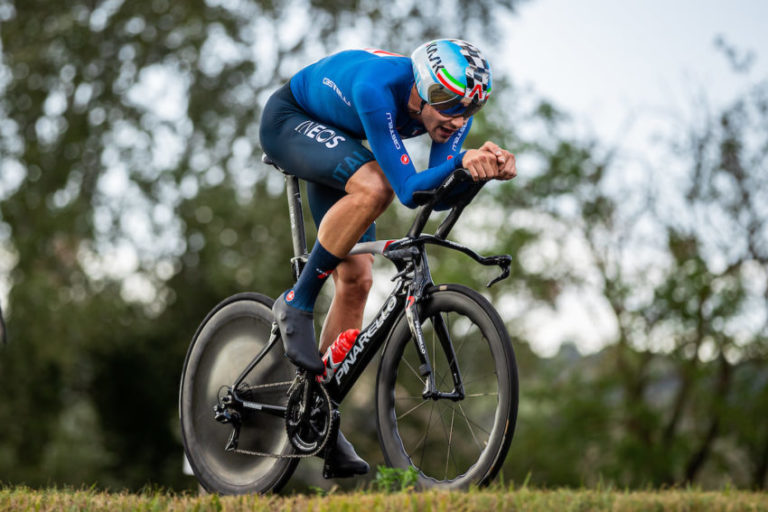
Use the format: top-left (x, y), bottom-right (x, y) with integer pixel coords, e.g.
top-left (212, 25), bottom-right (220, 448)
top-left (179, 158), bottom-right (519, 494)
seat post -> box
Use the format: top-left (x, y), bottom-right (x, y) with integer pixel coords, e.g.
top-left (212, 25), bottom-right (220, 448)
top-left (285, 175), bottom-right (308, 280)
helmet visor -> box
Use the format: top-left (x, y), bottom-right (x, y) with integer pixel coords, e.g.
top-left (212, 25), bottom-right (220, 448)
top-left (426, 83), bottom-right (461, 105)
top-left (425, 82), bottom-right (485, 118)
top-left (433, 100), bottom-right (484, 118)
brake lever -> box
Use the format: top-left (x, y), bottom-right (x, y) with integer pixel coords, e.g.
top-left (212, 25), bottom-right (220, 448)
top-left (486, 255), bottom-right (512, 288)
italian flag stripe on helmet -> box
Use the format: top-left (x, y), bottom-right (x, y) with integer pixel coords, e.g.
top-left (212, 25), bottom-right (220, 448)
top-left (437, 68), bottom-right (465, 95)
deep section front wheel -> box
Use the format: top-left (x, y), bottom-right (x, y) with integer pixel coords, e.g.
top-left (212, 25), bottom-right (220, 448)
top-left (179, 292), bottom-right (298, 494)
top-left (376, 284), bottom-right (518, 489)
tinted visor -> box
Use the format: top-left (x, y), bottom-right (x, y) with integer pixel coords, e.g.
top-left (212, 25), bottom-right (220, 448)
top-left (433, 100), bottom-right (484, 118)
top-left (426, 84), bottom-right (484, 118)
top-left (426, 83), bottom-right (461, 105)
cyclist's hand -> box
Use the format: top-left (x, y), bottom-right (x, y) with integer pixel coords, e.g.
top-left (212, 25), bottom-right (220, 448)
top-left (479, 141), bottom-right (517, 180)
top-left (462, 149), bottom-right (500, 181)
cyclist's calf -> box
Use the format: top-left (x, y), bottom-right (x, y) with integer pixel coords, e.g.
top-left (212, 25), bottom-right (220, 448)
top-left (320, 254), bottom-right (374, 351)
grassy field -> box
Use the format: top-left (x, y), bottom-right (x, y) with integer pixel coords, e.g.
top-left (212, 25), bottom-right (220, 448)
top-left (1, 487), bottom-right (767, 512)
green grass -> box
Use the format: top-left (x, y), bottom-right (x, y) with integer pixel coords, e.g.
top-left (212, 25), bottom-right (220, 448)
top-left (1, 487), bottom-right (767, 512)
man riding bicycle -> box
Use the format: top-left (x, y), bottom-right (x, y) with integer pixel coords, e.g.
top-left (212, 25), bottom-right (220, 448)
top-left (258, 39), bottom-right (516, 478)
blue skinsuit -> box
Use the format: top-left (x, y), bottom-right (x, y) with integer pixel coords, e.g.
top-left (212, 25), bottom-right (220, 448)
top-left (259, 49), bottom-right (472, 240)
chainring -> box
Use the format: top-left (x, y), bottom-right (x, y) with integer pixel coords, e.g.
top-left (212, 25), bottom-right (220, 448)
top-left (285, 374), bottom-right (333, 454)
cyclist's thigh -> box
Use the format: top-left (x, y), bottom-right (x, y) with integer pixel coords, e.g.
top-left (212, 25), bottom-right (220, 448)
top-left (306, 182), bottom-right (376, 243)
top-left (260, 84), bottom-right (375, 191)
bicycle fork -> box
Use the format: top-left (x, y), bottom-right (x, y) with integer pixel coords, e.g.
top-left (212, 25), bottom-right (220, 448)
top-left (405, 301), bottom-right (466, 402)
top-left (401, 249), bottom-right (466, 402)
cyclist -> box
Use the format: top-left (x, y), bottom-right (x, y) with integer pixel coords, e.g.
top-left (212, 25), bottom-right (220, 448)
top-left (259, 39), bottom-right (516, 477)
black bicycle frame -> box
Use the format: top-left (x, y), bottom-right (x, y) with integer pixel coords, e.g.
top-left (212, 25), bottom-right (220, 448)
top-left (231, 164), bottom-right (511, 411)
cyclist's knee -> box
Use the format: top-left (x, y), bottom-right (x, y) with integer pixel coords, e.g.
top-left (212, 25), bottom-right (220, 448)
top-left (347, 161), bottom-right (395, 213)
top-left (335, 256), bottom-right (374, 301)
top-left (337, 275), bottom-right (372, 304)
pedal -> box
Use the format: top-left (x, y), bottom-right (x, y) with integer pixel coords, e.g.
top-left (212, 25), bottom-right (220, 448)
top-left (321, 409), bottom-right (341, 479)
top-left (286, 370), bottom-right (304, 397)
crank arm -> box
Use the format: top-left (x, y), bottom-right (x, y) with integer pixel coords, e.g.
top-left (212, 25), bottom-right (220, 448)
top-left (321, 409), bottom-right (342, 479)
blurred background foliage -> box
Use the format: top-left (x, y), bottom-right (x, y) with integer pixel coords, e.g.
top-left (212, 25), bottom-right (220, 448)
top-left (0, 0), bottom-right (766, 492)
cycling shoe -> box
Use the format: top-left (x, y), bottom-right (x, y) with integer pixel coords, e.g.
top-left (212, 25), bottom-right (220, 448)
top-left (272, 293), bottom-right (324, 374)
top-left (322, 430), bottom-right (370, 479)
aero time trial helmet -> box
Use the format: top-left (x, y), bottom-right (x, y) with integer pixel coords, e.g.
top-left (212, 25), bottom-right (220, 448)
top-left (411, 39), bottom-right (492, 118)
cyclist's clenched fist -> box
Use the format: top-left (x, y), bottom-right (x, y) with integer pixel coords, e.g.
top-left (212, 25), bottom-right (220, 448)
top-left (478, 141), bottom-right (516, 180)
top-left (462, 141), bottom-right (517, 181)
top-left (461, 149), bottom-right (497, 181)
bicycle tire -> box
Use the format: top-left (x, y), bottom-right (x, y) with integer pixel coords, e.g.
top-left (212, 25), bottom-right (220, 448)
top-left (376, 284), bottom-right (518, 489)
top-left (179, 292), bottom-right (298, 494)
top-left (0, 304), bottom-right (5, 345)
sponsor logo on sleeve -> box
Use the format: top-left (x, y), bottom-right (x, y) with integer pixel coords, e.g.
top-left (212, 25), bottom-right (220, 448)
top-left (451, 123), bottom-right (468, 152)
top-left (385, 112), bottom-right (401, 150)
top-left (400, 154), bottom-right (410, 165)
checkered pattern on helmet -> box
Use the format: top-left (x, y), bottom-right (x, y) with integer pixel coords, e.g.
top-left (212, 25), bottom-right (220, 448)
top-left (457, 42), bottom-right (489, 72)
top-left (455, 41), bottom-right (490, 101)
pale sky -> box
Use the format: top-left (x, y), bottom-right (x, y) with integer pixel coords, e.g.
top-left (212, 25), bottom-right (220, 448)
top-left (503, 0), bottom-right (768, 143)
top-left (494, 0), bottom-right (768, 356)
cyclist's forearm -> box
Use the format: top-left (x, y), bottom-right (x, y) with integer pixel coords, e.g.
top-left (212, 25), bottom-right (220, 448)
top-left (360, 107), bottom-right (465, 207)
top-left (428, 116), bottom-right (473, 167)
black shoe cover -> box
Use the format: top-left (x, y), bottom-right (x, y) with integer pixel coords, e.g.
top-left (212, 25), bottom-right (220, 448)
top-left (322, 431), bottom-right (370, 479)
top-left (272, 294), bottom-right (324, 374)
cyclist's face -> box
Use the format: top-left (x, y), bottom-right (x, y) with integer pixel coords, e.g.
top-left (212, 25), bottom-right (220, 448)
top-left (421, 104), bottom-right (468, 143)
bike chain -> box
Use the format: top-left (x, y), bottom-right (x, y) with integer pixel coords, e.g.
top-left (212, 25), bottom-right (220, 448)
top-left (228, 378), bottom-right (334, 460)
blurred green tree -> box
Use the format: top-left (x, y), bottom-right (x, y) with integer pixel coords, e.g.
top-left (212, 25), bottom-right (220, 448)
top-left (0, 0), bottom-right (525, 489)
top-left (482, 67), bottom-right (768, 489)
top-left (1, 0), bottom-right (764, 492)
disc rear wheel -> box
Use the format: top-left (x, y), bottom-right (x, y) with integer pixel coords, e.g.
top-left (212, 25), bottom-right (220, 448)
top-left (179, 293), bottom-right (298, 494)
